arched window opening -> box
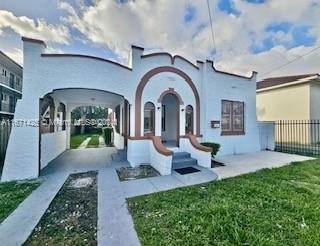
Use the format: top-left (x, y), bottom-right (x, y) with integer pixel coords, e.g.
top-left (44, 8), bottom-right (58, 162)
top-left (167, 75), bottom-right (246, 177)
top-left (144, 102), bottom-right (155, 135)
top-left (185, 105), bottom-right (194, 134)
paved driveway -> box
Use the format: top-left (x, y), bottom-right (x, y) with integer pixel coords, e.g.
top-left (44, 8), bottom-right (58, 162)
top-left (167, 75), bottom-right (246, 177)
top-left (41, 147), bottom-right (117, 176)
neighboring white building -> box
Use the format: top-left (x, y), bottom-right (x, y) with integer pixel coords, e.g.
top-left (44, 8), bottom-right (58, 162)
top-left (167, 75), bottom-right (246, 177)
top-left (2, 37), bottom-right (273, 181)
top-left (0, 50), bottom-right (23, 119)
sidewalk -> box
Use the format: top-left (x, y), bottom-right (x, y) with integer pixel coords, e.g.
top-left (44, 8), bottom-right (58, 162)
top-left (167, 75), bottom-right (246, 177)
top-left (0, 172), bottom-right (69, 246)
top-left (213, 151), bottom-right (314, 179)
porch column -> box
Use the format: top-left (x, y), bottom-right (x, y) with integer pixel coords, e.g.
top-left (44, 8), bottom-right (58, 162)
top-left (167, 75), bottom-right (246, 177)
top-left (155, 102), bottom-right (162, 136)
top-left (180, 104), bottom-right (186, 136)
top-left (0, 86), bottom-right (2, 111)
top-left (66, 107), bottom-right (71, 149)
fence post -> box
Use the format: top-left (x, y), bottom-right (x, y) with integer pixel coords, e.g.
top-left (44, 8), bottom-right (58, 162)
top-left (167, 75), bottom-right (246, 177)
top-left (279, 120), bottom-right (283, 152)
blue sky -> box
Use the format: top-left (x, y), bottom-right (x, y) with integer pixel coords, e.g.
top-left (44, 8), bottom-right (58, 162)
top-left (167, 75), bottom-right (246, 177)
top-left (0, 0), bottom-right (319, 78)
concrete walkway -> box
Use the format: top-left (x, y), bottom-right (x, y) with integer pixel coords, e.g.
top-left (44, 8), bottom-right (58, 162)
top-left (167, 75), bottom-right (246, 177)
top-left (213, 151), bottom-right (315, 179)
top-left (77, 137), bottom-right (91, 149)
top-left (98, 136), bottom-right (106, 148)
top-left (97, 161), bottom-right (217, 246)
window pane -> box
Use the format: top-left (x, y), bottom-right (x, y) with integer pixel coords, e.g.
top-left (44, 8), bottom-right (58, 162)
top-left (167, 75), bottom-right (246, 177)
top-left (233, 102), bottom-right (243, 116)
top-left (222, 101), bottom-right (231, 114)
top-left (232, 102), bottom-right (244, 131)
top-left (233, 116), bottom-right (243, 130)
top-left (221, 101), bottom-right (232, 131)
top-left (144, 102), bottom-right (155, 135)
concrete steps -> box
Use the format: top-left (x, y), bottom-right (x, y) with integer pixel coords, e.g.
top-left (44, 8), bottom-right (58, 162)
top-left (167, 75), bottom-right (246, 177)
top-left (172, 151), bottom-right (198, 169)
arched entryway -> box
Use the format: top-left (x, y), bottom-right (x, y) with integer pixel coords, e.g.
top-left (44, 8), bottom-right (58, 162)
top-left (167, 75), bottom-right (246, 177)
top-left (160, 93), bottom-right (180, 147)
top-left (38, 88), bottom-right (129, 174)
top-left (135, 66), bottom-right (201, 138)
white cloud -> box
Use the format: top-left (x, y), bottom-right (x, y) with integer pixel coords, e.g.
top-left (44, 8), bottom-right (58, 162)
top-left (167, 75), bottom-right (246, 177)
top-left (1, 0), bottom-right (318, 79)
top-left (57, 0), bottom-right (319, 79)
top-left (3, 48), bottom-right (23, 65)
top-left (0, 10), bottom-right (70, 44)
top-left (2, 46), bottom-right (64, 66)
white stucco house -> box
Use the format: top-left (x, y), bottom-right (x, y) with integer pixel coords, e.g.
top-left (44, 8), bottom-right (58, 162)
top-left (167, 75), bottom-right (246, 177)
top-left (1, 37), bottom-right (273, 181)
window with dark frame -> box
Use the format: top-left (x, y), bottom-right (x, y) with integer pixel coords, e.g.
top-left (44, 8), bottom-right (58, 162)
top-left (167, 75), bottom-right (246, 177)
top-left (144, 102), bottom-right (155, 135)
top-left (221, 100), bottom-right (244, 135)
top-left (185, 105), bottom-right (194, 134)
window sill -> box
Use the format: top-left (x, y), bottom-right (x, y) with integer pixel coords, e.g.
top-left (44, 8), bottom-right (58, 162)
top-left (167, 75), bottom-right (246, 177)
top-left (221, 131), bottom-right (245, 136)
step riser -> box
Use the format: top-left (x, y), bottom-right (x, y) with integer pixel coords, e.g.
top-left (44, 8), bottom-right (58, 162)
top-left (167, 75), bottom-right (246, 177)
top-left (172, 159), bottom-right (197, 169)
top-left (173, 152), bottom-right (191, 160)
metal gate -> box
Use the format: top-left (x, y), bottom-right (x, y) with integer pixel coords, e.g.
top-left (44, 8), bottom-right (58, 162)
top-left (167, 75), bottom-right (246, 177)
top-left (275, 120), bottom-right (320, 155)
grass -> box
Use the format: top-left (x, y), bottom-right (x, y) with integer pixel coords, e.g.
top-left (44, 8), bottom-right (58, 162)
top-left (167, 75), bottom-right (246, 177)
top-left (25, 171), bottom-right (97, 245)
top-left (116, 165), bottom-right (160, 181)
top-left (128, 159), bottom-right (320, 245)
top-left (70, 133), bottom-right (101, 149)
top-left (86, 134), bottom-right (100, 148)
top-left (0, 179), bottom-right (41, 223)
top-left (70, 134), bottom-right (91, 149)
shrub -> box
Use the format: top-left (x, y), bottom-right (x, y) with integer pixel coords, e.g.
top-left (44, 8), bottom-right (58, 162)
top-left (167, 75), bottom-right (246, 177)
top-left (103, 127), bottom-right (113, 145)
top-left (200, 142), bottom-right (220, 158)
top-left (85, 126), bottom-right (102, 134)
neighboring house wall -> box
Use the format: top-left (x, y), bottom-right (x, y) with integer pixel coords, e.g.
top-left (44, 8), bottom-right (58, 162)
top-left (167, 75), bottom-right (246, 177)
top-left (257, 83), bottom-right (310, 121)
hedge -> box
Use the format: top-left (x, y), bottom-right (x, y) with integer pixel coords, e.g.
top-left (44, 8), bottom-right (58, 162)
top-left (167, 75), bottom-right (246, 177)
top-left (103, 127), bottom-right (113, 145)
top-left (200, 142), bottom-right (220, 158)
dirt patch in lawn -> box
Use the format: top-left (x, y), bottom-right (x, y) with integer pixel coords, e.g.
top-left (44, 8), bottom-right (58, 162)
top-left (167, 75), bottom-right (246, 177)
top-left (116, 165), bottom-right (160, 181)
top-left (25, 171), bottom-right (97, 246)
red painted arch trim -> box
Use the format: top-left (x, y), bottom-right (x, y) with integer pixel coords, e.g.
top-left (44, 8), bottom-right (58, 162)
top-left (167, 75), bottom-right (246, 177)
top-left (141, 53), bottom-right (199, 70)
top-left (135, 66), bottom-right (201, 137)
top-left (157, 88), bottom-right (184, 105)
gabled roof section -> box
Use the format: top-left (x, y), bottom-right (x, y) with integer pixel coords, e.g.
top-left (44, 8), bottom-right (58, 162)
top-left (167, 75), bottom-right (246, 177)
top-left (257, 73), bottom-right (320, 90)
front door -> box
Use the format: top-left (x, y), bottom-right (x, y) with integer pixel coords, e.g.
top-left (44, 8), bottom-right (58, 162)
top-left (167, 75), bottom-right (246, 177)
top-left (161, 93), bottom-right (179, 147)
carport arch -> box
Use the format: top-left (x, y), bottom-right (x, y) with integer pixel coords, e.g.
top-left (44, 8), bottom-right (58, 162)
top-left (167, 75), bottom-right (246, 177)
top-left (38, 87), bottom-right (129, 174)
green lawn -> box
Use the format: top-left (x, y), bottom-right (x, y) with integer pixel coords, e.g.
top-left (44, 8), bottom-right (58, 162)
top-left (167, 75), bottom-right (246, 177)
top-left (0, 179), bottom-right (41, 223)
top-left (128, 159), bottom-right (320, 245)
top-left (70, 133), bottom-right (101, 149)
top-left (86, 134), bottom-right (100, 148)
